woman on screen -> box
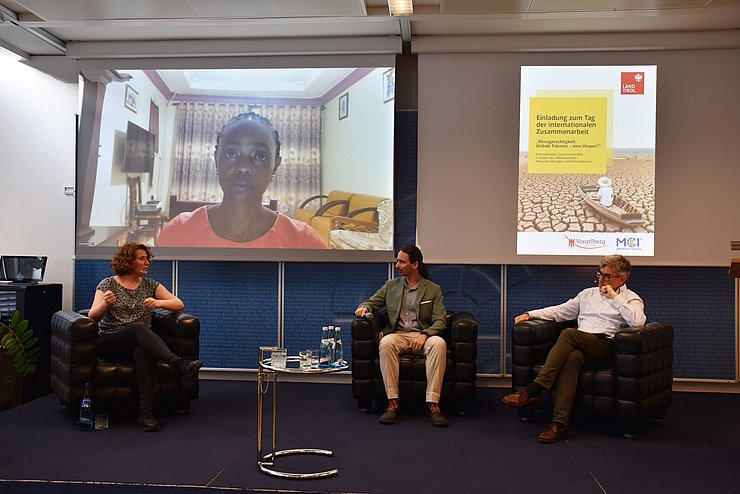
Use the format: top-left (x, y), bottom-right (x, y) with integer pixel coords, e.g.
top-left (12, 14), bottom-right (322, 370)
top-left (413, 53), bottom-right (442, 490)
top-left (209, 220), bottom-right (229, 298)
top-left (88, 242), bottom-right (203, 432)
top-left (156, 113), bottom-right (326, 248)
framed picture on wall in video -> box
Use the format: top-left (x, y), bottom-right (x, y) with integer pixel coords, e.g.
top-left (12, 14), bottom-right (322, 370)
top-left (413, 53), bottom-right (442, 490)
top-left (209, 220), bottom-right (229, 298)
top-left (383, 68), bottom-right (395, 103)
top-left (339, 92), bottom-right (349, 120)
top-left (125, 84), bottom-right (138, 113)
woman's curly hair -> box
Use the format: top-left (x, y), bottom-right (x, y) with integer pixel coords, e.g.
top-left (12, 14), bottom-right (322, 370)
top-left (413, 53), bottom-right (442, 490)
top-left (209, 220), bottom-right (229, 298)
top-left (110, 242), bottom-right (153, 276)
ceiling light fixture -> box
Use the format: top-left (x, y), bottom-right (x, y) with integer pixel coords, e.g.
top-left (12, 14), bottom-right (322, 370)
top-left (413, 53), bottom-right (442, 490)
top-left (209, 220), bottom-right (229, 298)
top-left (388, 0), bottom-right (413, 17)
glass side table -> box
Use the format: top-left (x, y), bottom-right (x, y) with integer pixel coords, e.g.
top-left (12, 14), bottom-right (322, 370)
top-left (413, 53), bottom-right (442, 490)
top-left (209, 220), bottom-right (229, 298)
top-left (257, 346), bottom-right (349, 479)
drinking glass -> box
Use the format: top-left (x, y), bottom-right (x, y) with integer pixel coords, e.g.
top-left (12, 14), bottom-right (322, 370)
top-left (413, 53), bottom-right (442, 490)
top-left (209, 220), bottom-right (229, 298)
top-left (308, 348), bottom-right (320, 369)
top-left (271, 348), bottom-right (287, 369)
top-left (299, 350), bottom-right (312, 370)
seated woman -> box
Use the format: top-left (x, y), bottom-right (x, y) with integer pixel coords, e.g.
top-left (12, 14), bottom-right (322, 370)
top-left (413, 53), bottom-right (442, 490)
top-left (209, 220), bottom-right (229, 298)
top-left (156, 112), bottom-right (326, 248)
top-left (88, 242), bottom-right (203, 432)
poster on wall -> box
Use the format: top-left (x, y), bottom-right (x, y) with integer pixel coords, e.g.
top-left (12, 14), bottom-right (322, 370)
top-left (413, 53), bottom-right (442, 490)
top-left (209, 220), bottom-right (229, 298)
top-left (517, 65), bottom-right (656, 256)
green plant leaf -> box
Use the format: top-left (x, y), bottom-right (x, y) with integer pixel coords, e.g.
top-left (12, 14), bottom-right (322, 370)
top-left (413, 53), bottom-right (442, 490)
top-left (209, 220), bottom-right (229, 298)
top-left (16, 319), bottom-right (28, 333)
top-left (21, 328), bottom-right (33, 343)
top-left (1, 333), bottom-right (14, 347)
top-left (1, 311), bottom-right (39, 378)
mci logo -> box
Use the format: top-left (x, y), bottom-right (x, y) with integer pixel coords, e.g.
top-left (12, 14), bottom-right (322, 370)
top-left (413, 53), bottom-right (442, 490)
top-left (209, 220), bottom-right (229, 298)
top-left (617, 237), bottom-right (641, 248)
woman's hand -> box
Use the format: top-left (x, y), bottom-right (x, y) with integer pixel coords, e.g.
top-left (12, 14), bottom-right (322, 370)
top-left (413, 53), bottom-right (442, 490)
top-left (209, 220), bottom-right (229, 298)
top-left (102, 290), bottom-right (116, 305)
top-left (143, 297), bottom-right (160, 309)
top-left (89, 289), bottom-right (115, 321)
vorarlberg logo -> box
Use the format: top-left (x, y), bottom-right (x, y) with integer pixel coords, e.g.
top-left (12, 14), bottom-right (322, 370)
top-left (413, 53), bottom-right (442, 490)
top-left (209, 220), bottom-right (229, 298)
top-left (617, 237), bottom-right (641, 248)
top-left (565, 235), bottom-right (607, 250)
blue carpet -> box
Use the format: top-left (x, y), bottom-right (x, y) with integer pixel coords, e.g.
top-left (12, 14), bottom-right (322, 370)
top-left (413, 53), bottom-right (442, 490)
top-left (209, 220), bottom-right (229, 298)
top-left (1, 380), bottom-right (739, 493)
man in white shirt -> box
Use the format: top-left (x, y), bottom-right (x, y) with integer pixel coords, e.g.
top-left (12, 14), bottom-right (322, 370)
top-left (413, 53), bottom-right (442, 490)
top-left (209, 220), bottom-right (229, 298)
top-left (502, 254), bottom-right (646, 443)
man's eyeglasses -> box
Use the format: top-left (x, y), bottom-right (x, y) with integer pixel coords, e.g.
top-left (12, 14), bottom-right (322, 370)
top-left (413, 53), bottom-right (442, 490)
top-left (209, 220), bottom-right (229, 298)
top-left (596, 271), bottom-right (623, 282)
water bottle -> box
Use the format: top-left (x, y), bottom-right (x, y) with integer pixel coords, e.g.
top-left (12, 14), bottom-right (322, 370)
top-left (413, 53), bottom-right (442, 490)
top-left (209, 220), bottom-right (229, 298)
top-left (333, 326), bottom-right (344, 366)
top-left (79, 382), bottom-right (94, 432)
top-left (327, 325), bottom-right (336, 365)
top-left (319, 326), bottom-right (331, 368)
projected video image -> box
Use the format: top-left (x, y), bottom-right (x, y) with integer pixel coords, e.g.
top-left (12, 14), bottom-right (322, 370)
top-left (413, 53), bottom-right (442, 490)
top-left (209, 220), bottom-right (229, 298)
top-left (517, 66), bottom-right (656, 256)
top-left (77, 67), bottom-right (395, 260)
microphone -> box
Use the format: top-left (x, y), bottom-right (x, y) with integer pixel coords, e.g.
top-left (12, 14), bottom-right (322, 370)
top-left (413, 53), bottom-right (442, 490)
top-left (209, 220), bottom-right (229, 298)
top-left (362, 312), bottom-right (374, 320)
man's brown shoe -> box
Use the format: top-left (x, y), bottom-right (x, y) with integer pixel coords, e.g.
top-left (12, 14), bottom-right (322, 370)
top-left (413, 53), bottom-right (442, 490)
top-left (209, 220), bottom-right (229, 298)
top-left (424, 402), bottom-right (449, 427)
top-left (538, 423), bottom-right (568, 443)
top-left (502, 389), bottom-right (542, 409)
top-left (379, 399), bottom-right (399, 425)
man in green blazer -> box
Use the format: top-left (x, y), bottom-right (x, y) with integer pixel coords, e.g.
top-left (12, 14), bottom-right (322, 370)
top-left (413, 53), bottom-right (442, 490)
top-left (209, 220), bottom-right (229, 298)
top-left (355, 245), bottom-right (448, 427)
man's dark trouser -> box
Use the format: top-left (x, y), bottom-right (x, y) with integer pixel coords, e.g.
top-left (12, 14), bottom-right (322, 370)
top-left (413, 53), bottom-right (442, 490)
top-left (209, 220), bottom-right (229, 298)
top-left (533, 328), bottom-right (615, 426)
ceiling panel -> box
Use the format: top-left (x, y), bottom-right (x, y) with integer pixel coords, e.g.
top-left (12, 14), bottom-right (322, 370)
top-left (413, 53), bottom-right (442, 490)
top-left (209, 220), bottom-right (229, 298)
top-left (100, 0), bottom-right (201, 19)
top-left (531, 0), bottom-right (619, 12)
top-left (441, 0), bottom-right (532, 14)
top-left (276, 0), bottom-right (367, 17)
top-left (187, 0), bottom-right (281, 18)
top-left (15, 0), bottom-right (118, 21)
top-left (616, 0), bottom-right (721, 9)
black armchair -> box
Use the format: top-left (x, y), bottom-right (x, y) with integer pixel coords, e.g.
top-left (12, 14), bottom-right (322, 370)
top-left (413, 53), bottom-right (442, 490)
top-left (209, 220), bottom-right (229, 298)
top-left (351, 311), bottom-right (477, 413)
top-left (511, 319), bottom-right (673, 437)
top-left (50, 309), bottom-right (200, 415)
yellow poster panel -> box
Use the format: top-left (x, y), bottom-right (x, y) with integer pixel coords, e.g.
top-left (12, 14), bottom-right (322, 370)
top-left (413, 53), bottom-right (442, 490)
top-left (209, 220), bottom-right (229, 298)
top-left (528, 97), bottom-right (607, 174)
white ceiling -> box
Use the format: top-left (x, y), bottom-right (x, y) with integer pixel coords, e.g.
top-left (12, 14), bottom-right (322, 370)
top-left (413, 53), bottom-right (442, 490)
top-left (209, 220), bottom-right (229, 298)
top-left (1, 0), bottom-right (740, 80)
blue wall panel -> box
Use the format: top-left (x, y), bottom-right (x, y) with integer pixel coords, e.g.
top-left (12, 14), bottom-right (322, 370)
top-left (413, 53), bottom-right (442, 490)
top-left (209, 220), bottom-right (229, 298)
top-left (283, 262), bottom-right (389, 362)
top-left (630, 267), bottom-right (735, 380)
top-left (177, 261), bottom-right (279, 369)
top-left (428, 264), bottom-right (502, 374)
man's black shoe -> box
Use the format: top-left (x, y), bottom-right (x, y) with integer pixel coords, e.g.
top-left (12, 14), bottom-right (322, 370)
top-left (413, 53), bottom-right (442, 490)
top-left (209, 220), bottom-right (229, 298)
top-left (139, 410), bottom-right (160, 432)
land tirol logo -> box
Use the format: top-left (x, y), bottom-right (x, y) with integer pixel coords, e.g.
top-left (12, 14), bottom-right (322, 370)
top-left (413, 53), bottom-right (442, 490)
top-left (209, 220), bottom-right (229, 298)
top-left (565, 235), bottom-right (607, 250)
top-left (621, 72), bottom-right (645, 95)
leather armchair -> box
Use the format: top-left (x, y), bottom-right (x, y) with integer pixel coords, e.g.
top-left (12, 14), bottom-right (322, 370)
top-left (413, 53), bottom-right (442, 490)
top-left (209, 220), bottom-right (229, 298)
top-left (50, 309), bottom-right (200, 415)
top-left (511, 319), bottom-right (673, 437)
top-left (351, 311), bottom-right (478, 413)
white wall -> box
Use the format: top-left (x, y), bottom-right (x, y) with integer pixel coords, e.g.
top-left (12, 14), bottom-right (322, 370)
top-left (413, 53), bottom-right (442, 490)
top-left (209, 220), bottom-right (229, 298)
top-left (90, 70), bottom-right (177, 226)
top-left (0, 50), bottom-right (78, 309)
top-left (321, 68), bottom-right (394, 198)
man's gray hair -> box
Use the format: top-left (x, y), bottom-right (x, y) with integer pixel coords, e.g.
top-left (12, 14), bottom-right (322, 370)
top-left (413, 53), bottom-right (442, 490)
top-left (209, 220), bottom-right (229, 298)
top-left (600, 254), bottom-right (632, 278)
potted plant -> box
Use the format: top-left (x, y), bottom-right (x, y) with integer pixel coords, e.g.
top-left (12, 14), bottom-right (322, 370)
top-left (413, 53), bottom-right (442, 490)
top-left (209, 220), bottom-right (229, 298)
top-left (0, 310), bottom-right (39, 377)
